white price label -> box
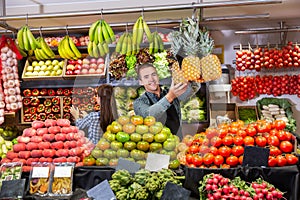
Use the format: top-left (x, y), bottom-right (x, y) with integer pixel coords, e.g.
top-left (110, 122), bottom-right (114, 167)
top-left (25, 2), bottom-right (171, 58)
top-left (31, 167), bottom-right (50, 178)
top-left (54, 166), bottom-right (72, 177)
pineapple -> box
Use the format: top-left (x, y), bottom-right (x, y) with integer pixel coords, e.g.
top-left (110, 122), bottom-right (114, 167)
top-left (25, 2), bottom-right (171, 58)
top-left (170, 61), bottom-right (187, 84)
top-left (199, 30), bottom-right (222, 82)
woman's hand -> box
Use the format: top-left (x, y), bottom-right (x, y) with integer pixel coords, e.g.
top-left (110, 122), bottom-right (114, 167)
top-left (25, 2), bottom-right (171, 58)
top-left (70, 105), bottom-right (80, 120)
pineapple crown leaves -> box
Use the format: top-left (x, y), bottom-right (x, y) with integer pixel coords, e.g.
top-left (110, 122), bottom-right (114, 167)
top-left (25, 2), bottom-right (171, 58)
top-left (199, 29), bottom-right (215, 56)
top-left (169, 31), bottom-right (183, 56)
top-left (180, 18), bottom-right (201, 56)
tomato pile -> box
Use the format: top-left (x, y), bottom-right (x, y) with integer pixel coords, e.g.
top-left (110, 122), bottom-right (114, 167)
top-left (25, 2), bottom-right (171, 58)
top-left (231, 74), bottom-right (300, 101)
top-left (199, 173), bottom-right (284, 200)
top-left (183, 119), bottom-right (298, 168)
top-left (236, 41), bottom-right (300, 71)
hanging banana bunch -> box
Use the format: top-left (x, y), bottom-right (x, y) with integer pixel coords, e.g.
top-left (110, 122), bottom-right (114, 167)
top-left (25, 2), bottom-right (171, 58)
top-left (115, 32), bottom-right (135, 56)
top-left (58, 35), bottom-right (82, 60)
top-left (34, 37), bottom-right (56, 60)
top-left (87, 19), bottom-right (115, 58)
top-left (17, 25), bottom-right (38, 51)
top-left (149, 31), bottom-right (164, 55)
top-left (132, 16), bottom-right (153, 53)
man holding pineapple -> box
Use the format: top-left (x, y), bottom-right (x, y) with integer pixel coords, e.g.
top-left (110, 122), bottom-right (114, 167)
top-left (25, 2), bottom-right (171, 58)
top-left (133, 63), bottom-right (200, 139)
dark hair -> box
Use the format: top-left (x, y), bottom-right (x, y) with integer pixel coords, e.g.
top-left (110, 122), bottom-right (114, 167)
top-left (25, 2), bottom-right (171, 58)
top-left (136, 63), bottom-right (156, 79)
top-left (97, 84), bottom-right (114, 132)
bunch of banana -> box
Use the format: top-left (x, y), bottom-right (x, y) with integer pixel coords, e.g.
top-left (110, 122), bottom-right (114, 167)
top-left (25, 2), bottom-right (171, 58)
top-left (89, 19), bottom-right (115, 45)
top-left (17, 25), bottom-right (38, 51)
top-left (149, 31), bottom-right (164, 54)
top-left (132, 16), bottom-right (153, 51)
top-left (115, 32), bottom-right (135, 56)
top-left (33, 37), bottom-right (55, 60)
top-left (87, 41), bottom-right (109, 58)
top-left (58, 35), bottom-right (82, 60)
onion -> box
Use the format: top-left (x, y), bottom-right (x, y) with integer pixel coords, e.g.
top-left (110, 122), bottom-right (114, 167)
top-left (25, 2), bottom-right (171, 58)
top-left (15, 87), bottom-right (20, 94)
top-left (8, 88), bottom-right (16, 95)
top-left (4, 66), bottom-right (13, 74)
top-left (1, 54), bottom-right (7, 61)
top-left (12, 66), bottom-right (18, 72)
top-left (12, 52), bottom-right (17, 59)
top-left (16, 95), bottom-right (22, 102)
top-left (6, 103), bottom-right (11, 110)
top-left (10, 103), bottom-right (18, 110)
top-left (0, 116), bottom-right (4, 125)
top-left (6, 57), bottom-right (13, 66)
top-left (3, 82), bottom-right (8, 89)
top-left (1, 46), bottom-right (9, 53)
top-left (2, 75), bottom-right (7, 82)
top-left (3, 89), bottom-right (8, 96)
top-left (6, 49), bottom-right (13, 57)
top-left (0, 109), bottom-right (4, 115)
top-left (7, 80), bottom-right (15, 88)
top-left (8, 95), bottom-right (17, 103)
top-left (0, 102), bottom-right (5, 109)
top-left (14, 73), bottom-right (19, 79)
top-left (17, 102), bottom-right (22, 109)
top-left (6, 73), bottom-right (14, 80)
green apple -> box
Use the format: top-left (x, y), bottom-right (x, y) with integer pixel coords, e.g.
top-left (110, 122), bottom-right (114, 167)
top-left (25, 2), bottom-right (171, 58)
top-left (38, 71), bottom-right (45, 76)
top-left (25, 72), bottom-right (33, 76)
top-left (56, 69), bottom-right (62, 76)
top-left (44, 71), bottom-right (51, 76)
top-left (38, 61), bottom-right (45, 66)
top-left (26, 65), bottom-right (34, 72)
top-left (32, 71), bottom-right (39, 76)
top-left (32, 61), bottom-right (39, 67)
top-left (47, 65), bottom-right (54, 71)
top-left (45, 60), bottom-right (52, 66)
top-left (59, 61), bottom-right (65, 67)
top-left (50, 71), bottom-right (56, 76)
top-left (52, 60), bottom-right (59, 65)
top-left (40, 65), bottom-right (47, 71)
top-left (34, 66), bottom-right (41, 72)
top-left (53, 65), bottom-right (60, 71)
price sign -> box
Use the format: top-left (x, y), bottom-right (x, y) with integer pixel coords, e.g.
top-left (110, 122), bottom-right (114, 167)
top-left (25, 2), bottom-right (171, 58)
top-left (54, 166), bottom-right (72, 177)
top-left (145, 153), bottom-right (170, 172)
top-left (31, 167), bottom-right (50, 178)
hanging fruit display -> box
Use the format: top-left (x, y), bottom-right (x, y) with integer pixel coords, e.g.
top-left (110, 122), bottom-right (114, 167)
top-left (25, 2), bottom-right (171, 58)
top-left (132, 16), bottom-right (153, 51)
top-left (17, 25), bottom-right (38, 51)
top-left (58, 35), bottom-right (82, 60)
top-left (33, 37), bottom-right (55, 60)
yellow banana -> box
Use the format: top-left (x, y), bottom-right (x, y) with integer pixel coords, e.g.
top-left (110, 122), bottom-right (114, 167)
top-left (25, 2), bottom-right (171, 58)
top-left (17, 26), bottom-right (25, 50)
top-left (97, 20), bottom-right (104, 44)
top-left (101, 20), bottom-right (111, 44)
top-left (41, 37), bottom-right (55, 58)
top-left (22, 26), bottom-right (30, 51)
top-left (89, 20), bottom-right (100, 42)
top-left (34, 49), bottom-right (41, 60)
top-left (97, 42), bottom-right (105, 57)
top-left (69, 37), bottom-right (82, 59)
top-left (102, 42), bottom-right (109, 55)
top-left (115, 33), bottom-right (125, 53)
top-left (126, 33), bottom-right (132, 56)
top-left (143, 19), bottom-right (153, 43)
top-left (26, 27), bottom-right (37, 50)
top-left (103, 20), bottom-right (115, 42)
top-left (92, 41), bottom-right (100, 58)
top-left (38, 48), bottom-right (49, 60)
top-left (121, 33), bottom-right (128, 55)
top-left (132, 17), bottom-right (140, 45)
top-left (153, 32), bottom-right (159, 53)
top-left (137, 17), bottom-right (144, 45)
top-left (87, 41), bottom-right (94, 57)
top-left (63, 36), bottom-right (76, 59)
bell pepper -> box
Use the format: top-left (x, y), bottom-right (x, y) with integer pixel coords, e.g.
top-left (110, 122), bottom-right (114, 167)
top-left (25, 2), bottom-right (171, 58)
top-left (56, 88), bottom-right (64, 96)
top-left (30, 98), bottom-right (40, 106)
top-left (45, 106), bottom-right (52, 114)
top-left (23, 98), bottom-right (31, 106)
top-left (63, 105), bottom-right (70, 113)
top-left (86, 87), bottom-right (95, 96)
top-left (37, 104), bottom-right (45, 113)
top-left (52, 97), bottom-right (60, 105)
top-left (63, 113), bottom-right (71, 120)
top-left (23, 107), bottom-right (30, 114)
top-left (94, 104), bottom-right (100, 111)
top-left (30, 107), bottom-right (37, 115)
top-left (52, 105), bottom-right (60, 113)
top-left (31, 114), bottom-right (39, 121)
top-left (24, 114), bottom-right (32, 122)
top-left (48, 89), bottom-right (56, 96)
top-left (63, 97), bottom-right (71, 106)
top-left (39, 113), bottom-right (46, 121)
top-left (71, 97), bottom-right (80, 105)
top-left (23, 89), bottom-right (32, 97)
top-left (63, 88), bottom-right (71, 96)
top-left (40, 89), bottom-right (48, 96)
top-left (82, 98), bottom-right (90, 104)
top-left (47, 113), bottom-right (54, 119)
top-left (44, 99), bottom-right (52, 107)
top-left (86, 104), bottom-right (93, 112)
top-left (78, 104), bottom-right (86, 111)
top-left (74, 88), bottom-right (83, 95)
top-left (31, 89), bottom-right (40, 96)
top-left (90, 97), bottom-right (96, 104)
top-left (54, 113), bottom-right (61, 120)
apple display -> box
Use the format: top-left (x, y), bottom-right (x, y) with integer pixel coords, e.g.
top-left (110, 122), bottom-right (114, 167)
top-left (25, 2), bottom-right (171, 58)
top-left (65, 57), bottom-right (106, 76)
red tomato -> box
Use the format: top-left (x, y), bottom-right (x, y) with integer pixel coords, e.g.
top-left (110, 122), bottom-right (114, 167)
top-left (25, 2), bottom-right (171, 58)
top-left (243, 136), bottom-right (255, 146)
top-left (255, 136), bottom-right (267, 147)
top-left (188, 145), bottom-right (199, 154)
top-left (199, 145), bottom-right (210, 154)
top-left (269, 128), bottom-right (279, 136)
top-left (268, 156), bottom-right (277, 167)
top-left (246, 126), bottom-right (257, 136)
top-left (233, 135), bottom-right (244, 146)
top-left (205, 128), bottom-right (218, 139)
top-left (221, 164), bottom-right (230, 169)
top-left (279, 141), bottom-right (293, 153)
top-left (210, 136), bottom-right (222, 147)
top-left (185, 153), bottom-right (194, 164)
top-left (239, 155), bottom-right (243, 165)
top-left (236, 129), bottom-right (247, 138)
top-left (214, 155), bottom-right (224, 166)
top-left (267, 135), bottom-right (280, 146)
top-left (209, 146), bottom-right (219, 156)
top-left (257, 121), bottom-right (272, 133)
top-left (276, 130), bottom-right (287, 141)
top-left (231, 145), bottom-right (244, 157)
top-left (218, 128), bottom-right (228, 138)
top-left (192, 154), bottom-right (203, 166)
top-left (276, 155), bottom-right (287, 167)
top-left (203, 153), bottom-right (214, 166)
top-left (274, 119), bottom-right (286, 130)
top-left (222, 135), bottom-right (233, 146)
top-left (285, 131), bottom-right (294, 141)
top-left (218, 146), bottom-right (231, 157)
top-left (285, 154), bottom-right (298, 165)
top-left (269, 146), bottom-right (282, 156)
top-left (226, 155), bottom-right (239, 167)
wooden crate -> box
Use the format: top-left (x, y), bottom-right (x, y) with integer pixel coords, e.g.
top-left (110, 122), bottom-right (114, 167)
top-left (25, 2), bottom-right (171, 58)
top-left (235, 105), bottom-right (258, 122)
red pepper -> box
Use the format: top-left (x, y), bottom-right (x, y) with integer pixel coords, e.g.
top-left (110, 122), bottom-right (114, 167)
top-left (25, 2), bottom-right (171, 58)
top-left (71, 88), bottom-right (76, 95)
top-left (31, 114), bottom-right (39, 121)
top-left (47, 113), bottom-right (54, 119)
top-left (30, 98), bottom-right (40, 106)
top-left (52, 97), bottom-right (60, 105)
top-left (71, 97), bottom-right (80, 105)
top-left (82, 98), bottom-right (90, 104)
top-left (63, 89), bottom-right (71, 96)
top-left (39, 113), bottom-right (46, 121)
top-left (44, 99), bottom-right (52, 107)
top-left (24, 114), bottom-right (32, 122)
top-left (23, 98), bottom-right (31, 106)
top-left (63, 105), bottom-right (70, 113)
top-left (45, 107), bottom-right (52, 114)
top-left (74, 88), bottom-right (83, 95)
top-left (63, 113), bottom-right (71, 120)
top-left (30, 107), bottom-right (37, 115)
top-left (78, 104), bottom-right (86, 111)
top-left (63, 97), bottom-right (71, 106)
top-left (48, 89), bottom-right (56, 96)
top-left (23, 107), bottom-right (30, 114)
top-left (86, 87), bottom-right (95, 96)
top-left (90, 97), bottom-right (96, 104)
top-left (56, 88), bottom-right (64, 96)
top-left (54, 113), bottom-right (61, 120)
top-left (94, 104), bottom-right (100, 111)
top-left (40, 89), bottom-right (48, 96)
top-left (23, 89), bottom-right (32, 97)
top-left (37, 104), bottom-right (45, 113)
top-left (86, 104), bottom-right (93, 112)
top-left (52, 105), bottom-right (60, 113)
top-left (32, 89), bottom-right (40, 96)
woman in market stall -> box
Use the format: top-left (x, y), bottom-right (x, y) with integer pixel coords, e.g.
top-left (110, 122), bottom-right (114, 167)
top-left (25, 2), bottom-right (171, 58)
top-left (133, 63), bottom-right (201, 139)
top-left (70, 84), bottom-right (116, 144)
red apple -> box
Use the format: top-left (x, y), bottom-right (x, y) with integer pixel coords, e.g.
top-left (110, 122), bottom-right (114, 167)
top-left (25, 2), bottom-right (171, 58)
top-left (74, 69), bottom-right (80, 75)
top-left (90, 58), bottom-right (97, 64)
top-left (67, 64), bottom-right (75, 71)
top-left (82, 64), bottom-right (89, 69)
top-left (97, 58), bottom-right (105, 64)
top-left (77, 59), bottom-right (83, 65)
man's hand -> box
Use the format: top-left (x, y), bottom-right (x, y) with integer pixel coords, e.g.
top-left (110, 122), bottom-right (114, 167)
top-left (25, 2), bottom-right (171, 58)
top-left (70, 105), bottom-right (80, 120)
top-left (165, 81), bottom-right (188, 103)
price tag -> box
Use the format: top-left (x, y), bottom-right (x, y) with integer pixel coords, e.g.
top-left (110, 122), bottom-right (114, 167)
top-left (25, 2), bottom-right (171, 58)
top-left (161, 182), bottom-right (191, 200)
top-left (87, 179), bottom-right (116, 200)
top-left (145, 153), bottom-right (170, 172)
top-left (242, 146), bottom-right (270, 167)
top-left (116, 158), bottom-right (140, 174)
top-left (31, 167), bottom-right (50, 178)
top-left (54, 166), bottom-right (72, 177)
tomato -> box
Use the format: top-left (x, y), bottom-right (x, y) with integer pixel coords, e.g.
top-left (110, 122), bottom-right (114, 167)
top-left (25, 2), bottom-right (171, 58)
top-left (182, 135), bottom-right (194, 146)
top-left (233, 135), bottom-right (244, 146)
top-left (243, 136), bottom-right (255, 146)
top-left (255, 136), bottom-right (267, 147)
top-left (143, 116), bottom-right (156, 126)
top-left (199, 145), bottom-right (210, 154)
top-left (276, 155), bottom-right (287, 167)
top-left (236, 129), bottom-right (247, 138)
top-left (218, 128), bottom-right (228, 138)
top-left (268, 156), bottom-right (277, 167)
top-left (275, 130), bottom-right (287, 141)
top-left (83, 156), bottom-right (96, 166)
top-left (279, 141), bottom-right (293, 153)
top-left (117, 116), bottom-right (131, 125)
top-left (269, 128), bottom-right (279, 136)
top-left (218, 146), bottom-right (231, 157)
top-left (185, 153), bottom-right (194, 164)
top-left (130, 149), bottom-right (146, 160)
top-left (285, 131), bottom-right (294, 141)
top-left (209, 146), bottom-right (219, 156)
top-left (246, 126), bottom-right (257, 136)
top-left (188, 145), bottom-right (199, 154)
top-left (203, 153), bottom-right (214, 165)
top-left (226, 155), bottom-right (239, 167)
top-left (269, 146), bottom-right (282, 156)
top-left (274, 119), bottom-right (286, 130)
top-left (205, 128), bottom-right (218, 139)
top-left (231, 145), bottom-right (244, 157)
top-left (130, 115), bottom-right (144, 125)
top-left (257, 121), bottom-right (272, 133)
top-left (210, 136), bottom-right (223, 147)
top-left (137, 141), bottom-right (150, 151)
top-left (222, 135), bottom-right (233, 146)
top-left (169, 159), bottom-right (180, 169)
top-left (221, 164), bottom-right (230, 169)
top-left (238, 155), bottom-right (243, 165)
top-left (267, 135), bottom-right (280, 146)
top-left (116, 132), bottom-right (130, 143)
top-left (213, 155), bottom-right (224, 166)
top-left (285, 154), bottom-right (298, 165)
top-left (192, 154), bottom-right (203, 166)
top-left (229, 126), bottom-right (239, 135)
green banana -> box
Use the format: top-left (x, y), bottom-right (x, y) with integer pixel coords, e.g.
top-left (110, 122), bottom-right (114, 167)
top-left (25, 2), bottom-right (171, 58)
top-left (63, 36), bottom-right (76, 59)
top-left (92, 41), bottom-right (100, 58)
top-left (16, 44), bottom-right (27, 57)
top-left (89, 20), bottom-right (100, 42)
top-left (121, 33), bottom-right (128, 55)
top-left (103, 20), bottom-right (115, 42)
top-left (136, 17), bottom-right (144, 45)
top-left (97, 21), bottom-right (104, 44)
top-left (22, 27), bottom-right (30, 51)
top-left (97, 42), bottom-right (105, 57)
top-left (34, 49), bottom-right (41, 60)
top-left (157, 33), bottom-right (164, 52)
top-left (153, 32), bottom-right (159, 53)
top-left (143, 19), bottom-right (153, 43)
top-left (38, 48), bottom-right (49, 60)
top-left (40, 37), bottom-right (55, 58)
top-left (69, 37), bottom-right (82, 59)
top-left (126, 33), bottom-right (132, 56)
top-left (115, 33), bottom-right (125, 53)
top-left (102, 41), bottom-right (109, 54)
top-left (26, 27), bottom-right (37, 50)
top-left (149, 40), bottom-right (154, 55)
top-left (132, 17), bottom-right (140, 45)
top-left (17, 26), bottom-right (25, 50)
top-left (101, 20), bottom-right (111, 44)
top-left (87, 41), bottom-right (94, 57)
top-left (93, 21), bottom-right (99, 45)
